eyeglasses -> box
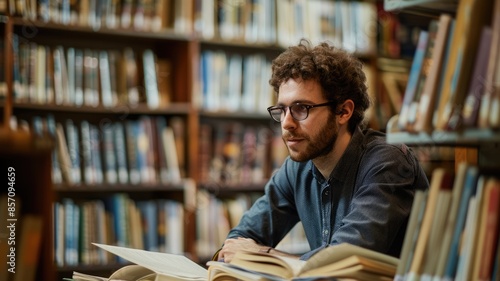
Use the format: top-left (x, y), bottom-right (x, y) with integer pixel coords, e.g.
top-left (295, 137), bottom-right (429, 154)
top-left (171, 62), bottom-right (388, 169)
top-left (267, 101), bottom-right (337, 122)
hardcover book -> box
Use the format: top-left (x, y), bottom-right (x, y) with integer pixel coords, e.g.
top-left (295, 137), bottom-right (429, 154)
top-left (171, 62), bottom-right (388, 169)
top-left (208, 243), bottom-right (399, 281)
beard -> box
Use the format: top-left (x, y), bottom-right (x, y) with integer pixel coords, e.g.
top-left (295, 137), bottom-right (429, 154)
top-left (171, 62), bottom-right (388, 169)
top-left (283, 115), bottom-right (338, 162)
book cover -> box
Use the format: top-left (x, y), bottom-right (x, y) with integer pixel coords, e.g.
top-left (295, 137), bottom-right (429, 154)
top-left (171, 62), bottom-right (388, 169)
top-left (135, 117), bottom-right (151, 184)
top-left (432, 162), bottom-right (470, 280)
top-left (142, 49), bottom-right (160, 109)
top-left (45, 45), bottom-right (55, 104)
top-left (89, 123), bottom-right (104, 184)
top-left (210, 243), bottom-right (399, 281)
top-left (395, 189), bottom-right (427, 281)
top-left (33, 44), bottom-right (44, 103)
top-left (419, 188), bottom-right (452, 280)
top-left (161, 126), bottom-right (182, 183)
top-left (479, 0), bottom-right (500, 128)
top-left (46, 115), bottom-right (63, 184)
top-left (123, 48), bottom-right (140, 105)
top-left (99, 50), bottom-right (114, 108)
top-left (443, 166), bottom-right (480, 280)
top-left (113, 122), bottom-right (129, 184)
top-left (461, 26), bottom-right (493, 128)
top-left (406, 19), bottom-right (439, 132)
top-left (435, 0), bottom-right (495, 131)
top-left (412, 14), bottom-right (452, 133)
top-left (136, 200), bottom-right (159, 252)
top-left (471, 177), bottom-right (500, 280)
top-left (397, 30), bottom-right (429, 131)
top-left (83, 49), bottom-right (99, 107)
top-left (454, 175), bottom-right (487, 281)
top-left (407, 168), bottom-right (453, 280)
top-left (53, 201), bottom-right (65, 267)
top-left (56, 122), bottom-right (74, 185)
top-left (63, 198), bottom-right (79, 265)
top-left (102, 123), bottom-right (118, 184)
top-left (65, 119), bottom-right (82, 184)
top-left (80, 121), bottom-right (94, 184)
top-left (66, 47), bottom-right (76, 105)
top-left (73, 48), bottom-right (84, 107)
top-left (125, 120), bottom-right (141, 185)
top-left (153, 116), bottom-right (169, 184)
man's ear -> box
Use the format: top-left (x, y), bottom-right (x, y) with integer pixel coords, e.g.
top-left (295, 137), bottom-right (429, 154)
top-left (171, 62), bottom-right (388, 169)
top-left (337, 100), bottom-right (354, 124)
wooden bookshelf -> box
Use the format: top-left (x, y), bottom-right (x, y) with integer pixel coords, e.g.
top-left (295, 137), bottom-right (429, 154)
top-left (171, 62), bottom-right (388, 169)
top-left (385, 0), bottom-right (500, 279)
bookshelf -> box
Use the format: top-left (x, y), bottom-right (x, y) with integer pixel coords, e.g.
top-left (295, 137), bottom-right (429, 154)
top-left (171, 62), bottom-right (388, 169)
top-left (385, 0), bottom-right (500, 279)
top-left (1, 2), bottom-right (199, 279)
top-left (0, 0), bottom-right (415, 280)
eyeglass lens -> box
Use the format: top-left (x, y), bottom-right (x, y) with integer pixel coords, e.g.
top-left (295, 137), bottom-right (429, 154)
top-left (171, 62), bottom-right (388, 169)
top-left (270, 104), bottom-right (308, 122)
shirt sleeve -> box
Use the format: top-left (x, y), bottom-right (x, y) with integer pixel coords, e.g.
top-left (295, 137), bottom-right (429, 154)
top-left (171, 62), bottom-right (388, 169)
top-left (226, 159), bottom-right (301, 249)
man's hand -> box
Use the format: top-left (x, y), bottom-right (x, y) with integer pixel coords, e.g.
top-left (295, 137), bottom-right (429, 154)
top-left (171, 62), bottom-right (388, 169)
top-left (218, 237), bottom-right (270, 263)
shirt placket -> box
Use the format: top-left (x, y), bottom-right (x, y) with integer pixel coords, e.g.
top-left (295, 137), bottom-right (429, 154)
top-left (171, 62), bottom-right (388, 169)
top-left (321, 182), bottom-right (332, 245)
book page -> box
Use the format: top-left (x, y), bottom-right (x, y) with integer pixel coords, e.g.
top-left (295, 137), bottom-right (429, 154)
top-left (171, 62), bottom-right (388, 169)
top-left (109, 264), bottom-right (154, 280)
top-left (72, 271), bottom-right (108, 281)
top-left (299, 255), bottom-right (396, 278)
top-left (300, 243), bottom-right (399, 274)
top-left (93, 243), bottom-right (207, 280)
top-left (230, 250), bottom-right (306, 278)
top-left (207, 261), bottom-right (272, 281)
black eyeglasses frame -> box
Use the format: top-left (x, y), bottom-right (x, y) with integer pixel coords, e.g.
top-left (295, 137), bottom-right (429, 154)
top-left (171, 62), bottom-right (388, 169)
top-left (267, 101), bottom-right (338, 122)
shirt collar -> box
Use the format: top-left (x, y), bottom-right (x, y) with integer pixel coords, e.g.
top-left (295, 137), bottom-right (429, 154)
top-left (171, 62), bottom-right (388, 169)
top-left (328, 126), bottom-right (366, 182)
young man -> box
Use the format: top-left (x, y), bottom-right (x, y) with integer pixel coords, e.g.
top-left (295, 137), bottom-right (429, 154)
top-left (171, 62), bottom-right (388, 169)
top-left (216, 40), bottom-right (429, 262)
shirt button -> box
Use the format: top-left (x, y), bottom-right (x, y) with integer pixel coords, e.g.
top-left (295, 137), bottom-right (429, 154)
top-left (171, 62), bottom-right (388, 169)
top-left (324, 190), bottom-right (329, 196)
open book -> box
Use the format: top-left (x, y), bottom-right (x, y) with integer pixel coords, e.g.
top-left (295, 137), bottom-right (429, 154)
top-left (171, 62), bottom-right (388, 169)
top-left (70, 243), bottom-right (208, 281)
top-left (207, 243), bottom-right (399, 281)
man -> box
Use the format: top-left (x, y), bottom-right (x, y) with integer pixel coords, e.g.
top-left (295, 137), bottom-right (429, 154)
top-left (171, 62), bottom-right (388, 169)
top-left (216, 40), bottom-right (429, 262)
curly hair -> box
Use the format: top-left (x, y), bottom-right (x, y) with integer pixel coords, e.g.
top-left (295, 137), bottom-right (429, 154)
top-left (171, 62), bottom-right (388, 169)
top-left (269, 39), bottom-right (371, 133)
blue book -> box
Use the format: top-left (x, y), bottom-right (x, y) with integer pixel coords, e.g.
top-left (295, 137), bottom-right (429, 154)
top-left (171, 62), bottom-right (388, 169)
top-left (107, 194), bottom-right (129, 263)
top-left (398, 30), bottom-right (429, 130)
top-left (443, 166), bottom-right (479, 279)
top-left (137, 200), bottom-right (159, 252)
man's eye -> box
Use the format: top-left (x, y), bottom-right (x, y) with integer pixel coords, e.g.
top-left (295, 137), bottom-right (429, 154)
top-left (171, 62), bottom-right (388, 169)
top-left (296, 105), bottom-right (308, 111)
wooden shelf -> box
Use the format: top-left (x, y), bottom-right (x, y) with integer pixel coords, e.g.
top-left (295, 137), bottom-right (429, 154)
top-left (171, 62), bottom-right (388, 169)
top-left (386, 129), bottom-right (500, 146)
top-left (199, 110), bottom-right (271, 120)
top-left (384, 0), bottom-right (458, 16)
top-left (11, 17), bottom-right (194, 41)
top-left (54, 183), bottom-right (186, 192)
top-left (11, 102), bottom-right (193, 115)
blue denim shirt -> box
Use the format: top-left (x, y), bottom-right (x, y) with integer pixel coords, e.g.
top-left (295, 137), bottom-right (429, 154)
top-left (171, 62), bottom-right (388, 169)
top-left (226, 127), bottom-right (429, 260)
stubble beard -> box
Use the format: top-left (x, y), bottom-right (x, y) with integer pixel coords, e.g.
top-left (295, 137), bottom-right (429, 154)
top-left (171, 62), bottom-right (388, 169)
top-left (284, 116), bottom-right (338, 162)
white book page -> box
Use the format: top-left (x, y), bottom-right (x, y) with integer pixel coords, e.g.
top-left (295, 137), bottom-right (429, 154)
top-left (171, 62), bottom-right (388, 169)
top-left (93, 243), bottom-right (207, 280)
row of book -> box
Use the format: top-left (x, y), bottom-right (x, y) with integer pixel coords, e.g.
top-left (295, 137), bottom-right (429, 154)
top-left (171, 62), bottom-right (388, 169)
top-left (198, 121), bottom-right (288, 187)
top-left (195, 190), bottom-right (309, 260)
top-left (396, 0), bottom-right (500, 133)
top-left (10, 35), bottom-right (172, 109)
top-left (396, 163), bottom-right (500, 281)
top-left (53, 194), bottom-right (185, 266)
top-left (0, 0), bottom-right (380, 54)
top-left (376, 2), bottom-right (429, 59)
top-left (194, 0), bottom-right (377, 54)
top-left (274, 0), bottom-right (377, 54)
top-left (24, 114), bottom-right (185, 186)
top-left (197, 50), bottom-right (274, 113)
top-left (0, 0), bottom-right (191, 33)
